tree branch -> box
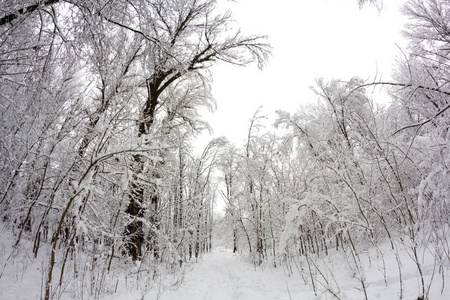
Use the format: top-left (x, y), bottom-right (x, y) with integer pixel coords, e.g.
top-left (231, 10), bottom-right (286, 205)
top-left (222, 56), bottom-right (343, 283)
top-left (392, 103), bottom-right (450, 135)
top-left (352, 81), bottom-right (450, 97)
top-left (0, 0), bottom-right (60, 26)
top-left (346, 80), bottom-right (450, 134)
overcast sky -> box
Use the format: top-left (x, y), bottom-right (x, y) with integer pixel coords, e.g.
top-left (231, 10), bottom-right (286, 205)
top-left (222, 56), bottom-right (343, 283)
top-left (196, 0), bottom-right (408, 149)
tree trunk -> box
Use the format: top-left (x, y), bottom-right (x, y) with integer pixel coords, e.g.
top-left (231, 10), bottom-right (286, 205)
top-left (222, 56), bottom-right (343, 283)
top-left (124, 75), bottom-right (161, 260)
top-left (125, 177), bottom-right (145, 261)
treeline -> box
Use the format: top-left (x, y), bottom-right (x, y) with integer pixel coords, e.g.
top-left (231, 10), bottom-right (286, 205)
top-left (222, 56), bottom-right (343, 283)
top-left (0, 0), bottom-right (268, 299)
top-left (218, 1), bottom-right (449, 299)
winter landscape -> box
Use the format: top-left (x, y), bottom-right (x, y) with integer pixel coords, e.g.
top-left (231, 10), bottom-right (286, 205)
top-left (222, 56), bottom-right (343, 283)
top-left (1, 0), bottom-right (449, 299)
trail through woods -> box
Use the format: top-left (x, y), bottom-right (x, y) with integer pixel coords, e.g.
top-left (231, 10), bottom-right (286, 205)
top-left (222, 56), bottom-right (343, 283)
top-left (102, 246), bottom-right (450, 300)
top-left (151, 249), bottom-right (314, 300)
top-left (106, 248), bottom-right (315, 300)
top-left (1, 233), bottom-right (449, 300)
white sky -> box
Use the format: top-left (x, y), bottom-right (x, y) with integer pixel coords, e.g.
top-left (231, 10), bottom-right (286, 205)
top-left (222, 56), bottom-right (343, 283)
top-left (196, 0), bottom-right (408, 149)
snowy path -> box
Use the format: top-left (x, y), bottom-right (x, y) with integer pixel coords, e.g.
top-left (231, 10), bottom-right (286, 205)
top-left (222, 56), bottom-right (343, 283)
top-left (143, 249), bottom-right (314, 300)
top-left (102, 247), bottom-right (449, 300)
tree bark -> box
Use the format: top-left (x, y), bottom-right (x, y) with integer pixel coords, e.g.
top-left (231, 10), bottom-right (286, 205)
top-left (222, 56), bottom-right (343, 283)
top-left (124, 73), bottom-right (166, 260)
top-left (0, 0), bottom-right (60, 27)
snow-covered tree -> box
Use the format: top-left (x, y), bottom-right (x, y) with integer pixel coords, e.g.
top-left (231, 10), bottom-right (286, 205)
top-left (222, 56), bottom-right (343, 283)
top-left (0, 1), bottom-right (270, 298)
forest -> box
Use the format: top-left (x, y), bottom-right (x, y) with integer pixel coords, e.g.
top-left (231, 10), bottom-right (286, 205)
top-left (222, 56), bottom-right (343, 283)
top-left (0, 0), bottom-right (449, 299)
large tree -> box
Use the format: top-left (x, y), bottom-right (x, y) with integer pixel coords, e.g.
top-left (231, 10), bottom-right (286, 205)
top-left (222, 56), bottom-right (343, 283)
top-left (108, 0), bottom-right (270, 260)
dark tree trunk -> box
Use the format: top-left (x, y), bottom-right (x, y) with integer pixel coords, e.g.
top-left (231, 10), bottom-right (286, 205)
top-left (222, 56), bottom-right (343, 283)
top-left (148, 194), bottom-right (159, 259)
top-left (125, 178), bottom-right (145, 261)
top-left (124, 73), bottom-right (167, 260)
top-left (0, 0), bottom-right (60, 27)
top-left (233, 228), bottom-right (238, 253)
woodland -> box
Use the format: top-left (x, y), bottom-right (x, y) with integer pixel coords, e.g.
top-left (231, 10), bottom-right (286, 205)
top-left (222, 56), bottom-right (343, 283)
top-left (0, 0), bottom-right (449, 299)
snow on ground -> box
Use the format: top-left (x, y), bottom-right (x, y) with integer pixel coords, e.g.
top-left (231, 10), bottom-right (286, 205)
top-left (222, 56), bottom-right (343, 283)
top-left (103, 248), bottom-right (315, 300)
top-left (1, 225), bottom-right (449, 300)
top-left (148, 248), bottom-right (316, 300)
top-left (102, 245), bottom-right (450, 300)
top-left (0, 235), bottom-right (46, 300)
